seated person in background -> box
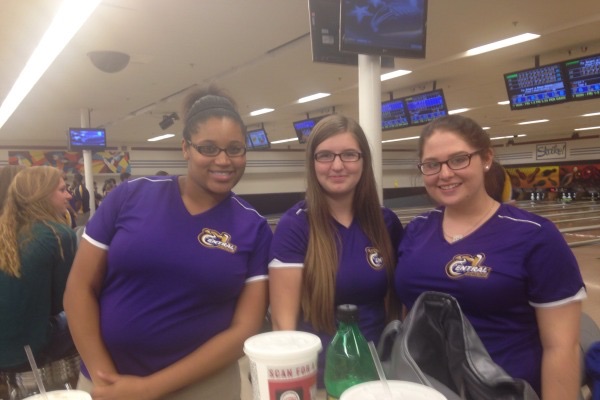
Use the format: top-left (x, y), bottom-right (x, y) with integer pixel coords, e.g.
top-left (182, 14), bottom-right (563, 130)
top-left (396, 115), bottom-right (586, 399)
top-left (155, 170), bottom-right (169, 176)
top-left (0, 166), bottom-right (77, 372)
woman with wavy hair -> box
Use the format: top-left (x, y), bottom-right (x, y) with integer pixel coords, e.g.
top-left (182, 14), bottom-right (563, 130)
top-left (269, 114), bottom-right (403, 389)
top-left (0, 166), bottom-right (77, 381)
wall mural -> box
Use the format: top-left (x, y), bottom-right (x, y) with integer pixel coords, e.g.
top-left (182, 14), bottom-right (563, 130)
top-left (8, 150), bottom-right (131, 174)
top-left (506, 163), bottom-right (600, 200)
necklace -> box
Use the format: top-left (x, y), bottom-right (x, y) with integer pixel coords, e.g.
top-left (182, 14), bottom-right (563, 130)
top-left (443, 201), bottom-right (497, 243)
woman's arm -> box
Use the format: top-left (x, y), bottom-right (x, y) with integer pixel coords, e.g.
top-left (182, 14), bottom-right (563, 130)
top-left (268, 267), bottom-right (303, 331)
top-left (90, 279), bottom-right (269, 400)
top-left (63, 239), bottom-right (117, 384)
top-left (535, 301), bottom-right (582, 400)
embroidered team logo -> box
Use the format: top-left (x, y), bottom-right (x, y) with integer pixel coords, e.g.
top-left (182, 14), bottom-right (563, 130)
top-left (365, 247), bottom-right (384, 270)
top-left (198, 228), bottom-right (237, 253)
top-left (445, 253), bottom-right (491, 279)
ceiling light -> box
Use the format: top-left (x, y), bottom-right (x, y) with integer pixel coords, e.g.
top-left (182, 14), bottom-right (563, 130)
top-left (298, 93), bottom-right (330, 103)
top-left (0, 0), bottom-right (101, 130)
top-left (582, 112), bottom-right (600, 117)
top-left (249, 108), bottom-right (274, 116)
top-left (466, 33), bottom-right (540, 56)
top-left (518, 119), bottom-right (548, 125)
top-left (380, 70), bottom-right (412, 81)
top-left (271, 137), bottom-right (299, 144)
top-left (490, 134), bottom-right (527, 140)
top-left (448, 108), bottom-right (470, 115)
top-left (148, 134), bottom-right (175, 142)
top-left (497, 100), bottom-right (510, 105)
top-left (574, 126), bottom-right (600, 131)
top-left (382, 136), bottom-right (419, 144)
top-left (482, 127), bottom-right (490, 130)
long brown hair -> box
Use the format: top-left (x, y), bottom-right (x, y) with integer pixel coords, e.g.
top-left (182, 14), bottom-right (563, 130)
top-left (0, 166), bottom-right (69, 277)
top-left (302, 114), bottom-right (397, 333)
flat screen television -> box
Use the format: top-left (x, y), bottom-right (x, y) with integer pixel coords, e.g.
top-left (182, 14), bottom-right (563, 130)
top-left (293, 115), bottom-right (328, 144)
top-left (503, 63), bottom-right (569, 110)
top-left (563, 53), bottom-right (600, 101)
top-left (404, 89), bottom-right (448, 126)
top-left (381, 97), bottom-right (409, 131)
top-left (67, 127), bottom-right (107, 151)
top-left (246, 128), bottom-right (270, 150)
top-left (340, 0), bottom-right (428, 59)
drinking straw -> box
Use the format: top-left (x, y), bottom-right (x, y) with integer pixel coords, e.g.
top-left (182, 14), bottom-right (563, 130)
top-left (368, 341), bottom-right (393, 400)
top-left (24, 345), bottom-right (48, 400)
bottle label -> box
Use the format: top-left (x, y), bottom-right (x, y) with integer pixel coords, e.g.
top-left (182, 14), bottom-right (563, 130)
top-left (326, 395), bottom-right (338, 400)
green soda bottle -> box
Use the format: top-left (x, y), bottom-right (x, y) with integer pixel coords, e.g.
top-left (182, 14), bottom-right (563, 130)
top-left (324, 304), bottom-right (378, 400)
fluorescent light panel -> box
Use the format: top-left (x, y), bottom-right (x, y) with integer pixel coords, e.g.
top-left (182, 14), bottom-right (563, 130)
top-left (497, 100), bottom-right (510, 105)
top-left (271, 137), bottom-right (299, 144)
top-left (518, 119), bottom-right (549, 125)
top-left (574, 126), bottom-right (600, 131)
top-left (582, 112), bottom-right (600, 117)
top-left (148, 133), bottom-right (175, 142)
top-left (249, 108), bottom-right (274, 117)
top-left (490, 134), bottom-right (527, 140)
top-left (0, 0), bottom-right (101, 129)
top-left (466, 33), bottom-right (540, 56)
top-left (448, 108), bottom-right (470, 115)
top-left (298, 93), bottom-right (330, 104)
top-left (382, 136), bottom-right (419, 144)
top-left (380, 70), bottom-right (411, 81)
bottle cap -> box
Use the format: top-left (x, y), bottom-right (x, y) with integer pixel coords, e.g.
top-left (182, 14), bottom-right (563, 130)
top-left (336, 304), bottom-right (359, 323)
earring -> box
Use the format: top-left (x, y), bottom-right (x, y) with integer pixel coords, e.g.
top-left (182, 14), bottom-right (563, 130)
top-left (485, 165), bottom-right (489, 170)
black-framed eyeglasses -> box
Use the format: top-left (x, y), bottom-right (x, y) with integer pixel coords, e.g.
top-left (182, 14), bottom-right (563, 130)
top-left (314, 151), bottom-right (362, 163)
top-left (186, 141), bottom-right (247, 157)
top-left (417, 149), bottom-right (483, 175)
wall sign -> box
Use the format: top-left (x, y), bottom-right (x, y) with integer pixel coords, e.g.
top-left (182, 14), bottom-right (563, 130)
top-left (536, 142), bottom-right (566, 160)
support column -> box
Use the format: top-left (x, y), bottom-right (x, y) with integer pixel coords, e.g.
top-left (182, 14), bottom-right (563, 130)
top-left (80, 108), bottom-right (96, 215)
top-left (358, 54), bottom-right (383, 203)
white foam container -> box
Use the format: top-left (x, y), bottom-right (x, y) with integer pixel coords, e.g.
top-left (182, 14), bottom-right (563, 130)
top-left (340, 380), bottom-right (447, 400)
top-left (23, 390), bottom-right (91, 400)
top-left (244, 331), bottom-right (322, 400)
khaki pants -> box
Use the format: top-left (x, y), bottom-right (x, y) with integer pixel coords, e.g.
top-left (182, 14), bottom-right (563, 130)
top-left (77, 362), bottom-right (240, 400)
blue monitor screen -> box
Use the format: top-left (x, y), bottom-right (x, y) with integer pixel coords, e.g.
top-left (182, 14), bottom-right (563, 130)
top-left (564, 53), bottom-right (600, 101)
top-left (503, 63), bottom-right (569, 110)
top-left (68, 128), bottom-right (106, 151)
top-left (404, 89), bottom-right (448, 126)
top-left (340, 0), bottom-right (428, 59)
top-left (293, 115), bottom-right (328, 144)
top-left (382, 98), bottom-right (409, 131)
top-left (246, 129), bottom-right (270, 150)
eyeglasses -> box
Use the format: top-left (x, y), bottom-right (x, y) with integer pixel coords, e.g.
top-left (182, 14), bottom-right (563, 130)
top-left (186, 141), bottom-right (247, 157)
top-left (314, 151), bottom-right (362, 163)
top-left (417, 149), bottom-right (483, 175)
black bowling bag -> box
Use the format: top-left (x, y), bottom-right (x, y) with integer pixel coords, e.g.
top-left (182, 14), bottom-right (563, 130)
top-left (377, 291), bottom-right (540, 400)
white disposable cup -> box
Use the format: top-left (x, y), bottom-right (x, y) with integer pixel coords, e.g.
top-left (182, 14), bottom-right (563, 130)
top-left (244, 331), bottom-right (322, 400)
top-left (23, 390), bottom-right (92, 400)
top-left (340, 380), bottom-right (447, 400)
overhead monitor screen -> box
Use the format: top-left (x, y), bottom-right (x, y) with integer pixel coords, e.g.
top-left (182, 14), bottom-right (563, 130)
top-left (503, 63), bottom-right (569, 110)
top-left (381, 98), bottom-right (409, 131)
top-left (404, 89), bottom-right (448, 126)
top-left (563, 53), bottom-right (600, 101)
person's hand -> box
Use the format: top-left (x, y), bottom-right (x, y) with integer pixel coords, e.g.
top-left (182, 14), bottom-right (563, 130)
top-left (91, 370), bottom-right (158, 400)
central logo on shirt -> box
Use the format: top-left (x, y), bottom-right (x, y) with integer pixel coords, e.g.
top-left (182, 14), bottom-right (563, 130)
top-left (365, 247), bottom-right (384, 270)
top-left (198, 228), bottom-right (237, 253)
top-left (445, 253), bottom-right (491, 279)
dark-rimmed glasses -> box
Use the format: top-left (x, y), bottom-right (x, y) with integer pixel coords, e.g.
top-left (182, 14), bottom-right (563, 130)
top-left (417, 149), bottom-right (483, 175)
top-left (186, 141), bottom-right (247, 157)
top-left (314, 151), bottom-right (362, 163)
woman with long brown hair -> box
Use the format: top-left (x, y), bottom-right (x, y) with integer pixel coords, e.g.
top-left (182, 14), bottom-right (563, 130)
top-left (269, 114), bottom-right (403, 389)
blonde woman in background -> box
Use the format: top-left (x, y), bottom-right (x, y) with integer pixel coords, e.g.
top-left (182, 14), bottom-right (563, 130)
top-left (0, 166), bottom-right (77, 396)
